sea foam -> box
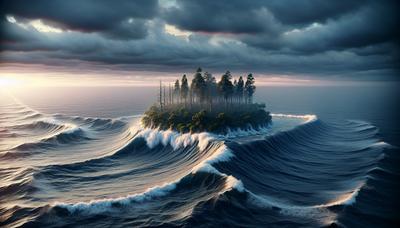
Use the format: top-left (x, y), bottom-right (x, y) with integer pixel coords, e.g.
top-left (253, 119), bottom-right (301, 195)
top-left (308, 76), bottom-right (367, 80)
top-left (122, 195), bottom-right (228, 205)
top-left (133, 127), bottom-right (214, 151)
top-left (56, 181), bottom-right (178, 214)
top-left (271, 113), bottom-right (317, 123)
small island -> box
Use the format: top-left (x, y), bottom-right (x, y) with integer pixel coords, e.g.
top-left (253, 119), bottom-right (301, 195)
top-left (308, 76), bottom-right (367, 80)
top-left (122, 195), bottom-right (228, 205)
top-left (142, 68), bottom-right (271, 133)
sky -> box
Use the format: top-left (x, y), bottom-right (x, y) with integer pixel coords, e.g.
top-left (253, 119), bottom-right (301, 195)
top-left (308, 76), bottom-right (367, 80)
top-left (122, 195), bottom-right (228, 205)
top-left (0, 0), bottom-right (399, 86)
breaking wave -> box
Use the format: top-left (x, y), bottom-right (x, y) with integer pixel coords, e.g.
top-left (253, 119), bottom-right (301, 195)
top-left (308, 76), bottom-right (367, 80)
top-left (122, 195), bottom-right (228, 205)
top-left (0, 101), bottom-right (394, 227)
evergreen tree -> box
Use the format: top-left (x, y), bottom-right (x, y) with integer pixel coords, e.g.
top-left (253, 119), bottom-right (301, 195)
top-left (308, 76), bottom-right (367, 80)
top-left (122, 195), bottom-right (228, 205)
top-left (181, 74), bottom-right (189, 105)
top-left (204, 72), bottom-right (217, 110)
top-left (233, 79), bottom-right (238, 102)
top-left (203, 71), bottom-right (215, 85)
top-left (245, 73), bottom-right (256, 103)
top-left (237, 76), bottom-right (244, 103)
top-left (174, 79), bottom-right (180, 103)
top-left (191, 68), bottom-right (206, 104)
top-left (218, 71), bottom-right (234, 105)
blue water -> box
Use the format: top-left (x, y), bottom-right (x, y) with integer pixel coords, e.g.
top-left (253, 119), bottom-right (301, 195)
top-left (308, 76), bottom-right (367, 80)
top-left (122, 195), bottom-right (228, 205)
top-left (0, 85), bottom-right (399, 227)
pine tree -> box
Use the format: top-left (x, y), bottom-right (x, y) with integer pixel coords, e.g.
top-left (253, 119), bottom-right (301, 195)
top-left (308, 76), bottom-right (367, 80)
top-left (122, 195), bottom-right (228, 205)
top-left (245, 73), bottom-right (256, 103)
top-left (174, 79), bottom-right (180, 103)
top-left (204, 72), bottom-right (216, 111)
top-left (237, 76), bottom-right (244, 104)
top-left (180, 74), bottom-right (189, 106)
top-left (218, 71), bottom-right (234, 106)
top-left (191, 68), bottom-right (206, 104)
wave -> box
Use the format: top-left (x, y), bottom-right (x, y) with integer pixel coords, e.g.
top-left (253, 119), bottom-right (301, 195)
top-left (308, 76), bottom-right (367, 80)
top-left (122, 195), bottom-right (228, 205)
top-left (215, 119), bottom-right (388, 211)
top-left (42, 116), bottom-right (386, 209)
top-left (0, 167), bottom-right (38, 204)
top-left (52, 114), bottom-right (128, 131)
top-left (44, 127), bottom-right (242, 215)
top-left (43, 126), bottom-right (90, 143)
top-left (0, 106), bottom-right (393, 227)
top-left (53, 170), bottom-right (244, 216)
top-left (16, 113), bottom-right (43, 121)
top-left (0, 177), bottom-right (37, 201)
top-left (0, 128), bottom-right (19, 138)
top-left (8, 120), bottom-right (67, 132)
top-left (54, 180), bottom-right (178, 214)
top-left (10, 125), bottom-right (90, 152)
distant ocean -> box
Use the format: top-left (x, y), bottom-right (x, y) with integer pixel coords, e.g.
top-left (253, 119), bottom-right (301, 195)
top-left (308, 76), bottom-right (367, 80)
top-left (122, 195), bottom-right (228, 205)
top-left (1, 85), bottom-right (399, 227)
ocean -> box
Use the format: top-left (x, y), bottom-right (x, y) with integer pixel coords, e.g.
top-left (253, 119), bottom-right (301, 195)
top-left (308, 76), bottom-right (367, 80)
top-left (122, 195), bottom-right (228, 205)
top-left (1, 84), bottom-right (399, 227)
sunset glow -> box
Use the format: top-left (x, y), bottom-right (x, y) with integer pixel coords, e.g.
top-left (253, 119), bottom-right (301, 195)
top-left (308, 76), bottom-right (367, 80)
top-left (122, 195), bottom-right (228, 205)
top-left (0, 76), bottom-right (20, 87)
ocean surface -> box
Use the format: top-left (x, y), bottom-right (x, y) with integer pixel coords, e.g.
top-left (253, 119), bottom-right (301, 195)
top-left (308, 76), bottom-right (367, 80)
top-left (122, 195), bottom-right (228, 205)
top-left (1, 85), bottom-right (399, 227)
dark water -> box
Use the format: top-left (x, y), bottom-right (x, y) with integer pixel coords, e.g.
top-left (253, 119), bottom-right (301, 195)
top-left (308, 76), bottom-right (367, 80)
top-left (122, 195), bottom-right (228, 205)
top-left (0, 85), bottom-right (399, 227)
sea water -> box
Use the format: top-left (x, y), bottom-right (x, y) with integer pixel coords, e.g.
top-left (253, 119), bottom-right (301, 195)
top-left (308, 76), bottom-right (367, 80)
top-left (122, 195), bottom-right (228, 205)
top-left (1, 84), bottom-right (399, 227)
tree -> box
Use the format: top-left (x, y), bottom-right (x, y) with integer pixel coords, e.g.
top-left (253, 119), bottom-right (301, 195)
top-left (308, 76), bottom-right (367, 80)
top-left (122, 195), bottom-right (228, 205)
top-left (218, 71), bottom-right (234, 105)
top-left (233, 79), bottom-right (238, 103)
top-left (203, 71), bottom-right (214, 83)
top-left (174, 79), bottom-right (180, 103)
top-left (181, 74), bottom-right (189, 106)
top-left (154, 69), bottom-right (258, 113)
top-left (191, 110), bottom-right (208, 131)
top-left (191, 68), bottom-right (206, 104)
top-left (159, 80), bottom-right (163, 109)
top-left (245, 73), bottom-right (256, 103)
top-left (237, 76), bottom-right (244, 103)
top-left (203, 72), bottom-right (217, 110)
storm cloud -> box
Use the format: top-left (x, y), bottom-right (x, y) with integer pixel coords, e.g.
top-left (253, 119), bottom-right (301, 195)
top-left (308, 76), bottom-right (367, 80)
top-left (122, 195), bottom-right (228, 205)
top-left (0, 0), bottom-right (157, 39)
top-left (0, 0), bottom-right (399, 80)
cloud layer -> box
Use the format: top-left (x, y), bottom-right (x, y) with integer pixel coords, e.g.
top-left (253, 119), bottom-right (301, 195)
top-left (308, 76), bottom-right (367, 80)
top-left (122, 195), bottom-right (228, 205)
top-left (0, 0), bottom-right (399, 80)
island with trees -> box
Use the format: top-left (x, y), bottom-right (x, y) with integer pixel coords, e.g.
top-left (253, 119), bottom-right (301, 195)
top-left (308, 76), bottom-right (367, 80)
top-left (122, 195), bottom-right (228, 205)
top-left (141, 68), bottom-right (271, 134)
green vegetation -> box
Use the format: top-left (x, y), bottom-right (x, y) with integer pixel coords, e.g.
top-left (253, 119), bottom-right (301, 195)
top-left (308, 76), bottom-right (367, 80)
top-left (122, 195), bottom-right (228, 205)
top-left (142, 68), bottom-right (271, 133)
top-left (142, 103), bottom-right (271, 133)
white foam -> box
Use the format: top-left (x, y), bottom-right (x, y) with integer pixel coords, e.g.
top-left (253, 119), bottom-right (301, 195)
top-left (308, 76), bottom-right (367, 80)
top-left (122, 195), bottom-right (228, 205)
top-left (134, 125), bottom-right (273, 152)
top-left (193, 163), bottom-right (221, 174)
top-left (56, 181), bottom-right (178, 214)
top-left (191, 144), bottom-right (234, 174)
top-left (133, 127), bottom-right (215, 151)
top-left (188, 143), bottom-right (244, 194)
top-left (271, 113), bottom-right (317, 123)
top-left (225, 175), bottom-right (245, 192)
top-left (321, 182), bottom-right (364, 207)
top-left (371, 141), bottom-right (392, 148)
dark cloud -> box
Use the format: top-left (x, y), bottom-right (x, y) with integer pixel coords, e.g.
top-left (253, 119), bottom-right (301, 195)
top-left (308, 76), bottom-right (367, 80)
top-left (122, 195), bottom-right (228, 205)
top-left (285, 1), bottom-right (399, 52)
top-left (262, 0), bottom-right (364, 25)
top-left (0, 0), bottom-right (158, 39)
top-left (164, 0), bottom-right (399, 53)
top-left (0, 0), bottom-right (399, 80)
top-left (163, 0), bottom-right (365, 34)
top-left (163, 0), bottom-right (281, 34)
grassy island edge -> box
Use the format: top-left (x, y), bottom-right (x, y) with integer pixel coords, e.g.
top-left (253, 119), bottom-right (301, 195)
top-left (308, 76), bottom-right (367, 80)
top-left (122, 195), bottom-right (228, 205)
top-left (141, 103), bottom-right (271, 134)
